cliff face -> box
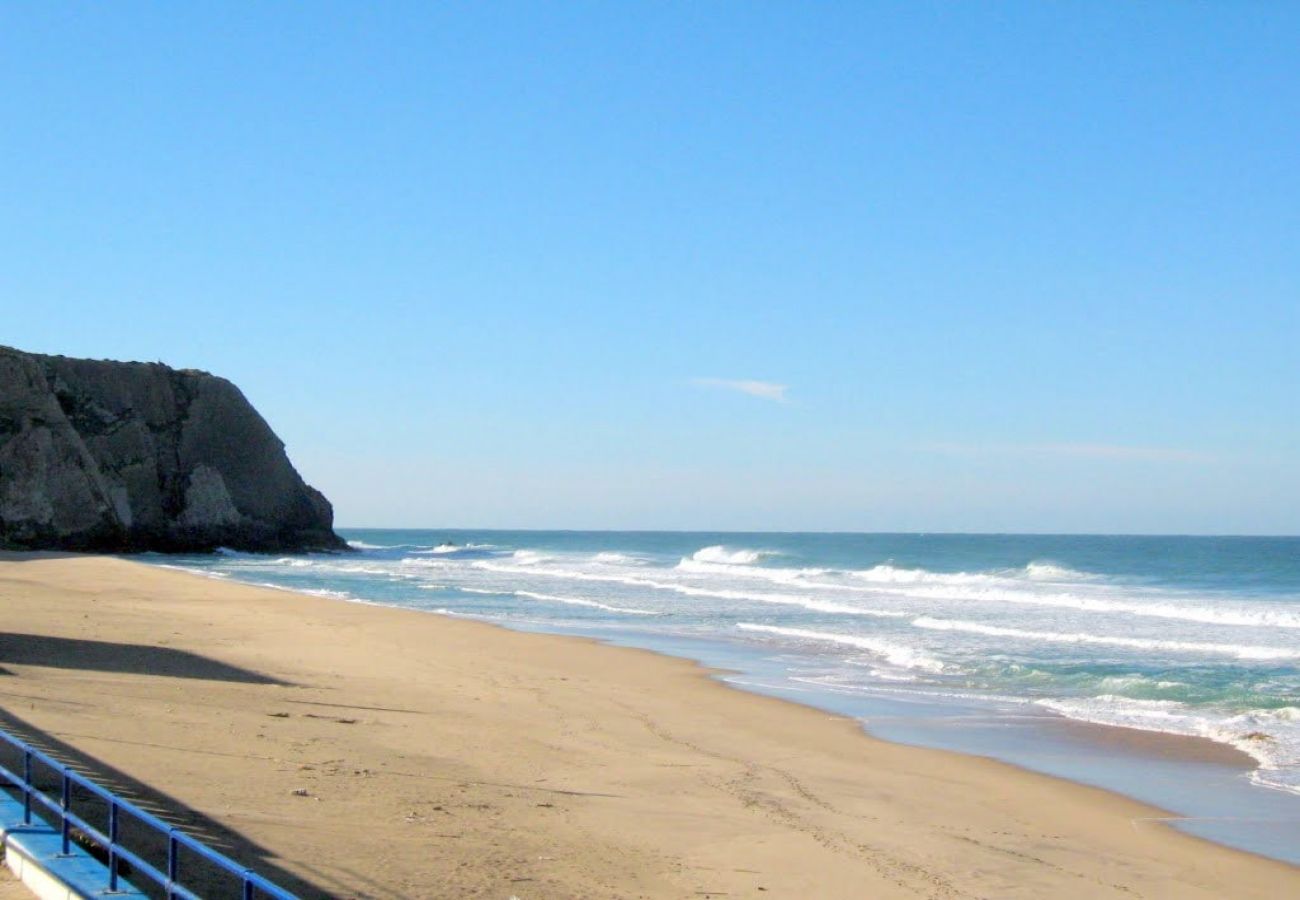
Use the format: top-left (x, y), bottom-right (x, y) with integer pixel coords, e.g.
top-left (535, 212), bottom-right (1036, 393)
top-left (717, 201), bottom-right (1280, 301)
top-left (0, 347), bottom-right (346, 553)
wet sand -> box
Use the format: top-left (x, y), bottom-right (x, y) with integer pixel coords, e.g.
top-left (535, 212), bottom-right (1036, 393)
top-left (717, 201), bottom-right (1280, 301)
top-left (0, 553), bottom-right (1296, 898)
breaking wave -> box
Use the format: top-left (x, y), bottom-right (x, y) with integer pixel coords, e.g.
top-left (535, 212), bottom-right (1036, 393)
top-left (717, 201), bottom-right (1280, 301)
top-left (910, 616), bottom-right (1299, 661)
top-left (690, 545), bottom-right (770, 565)
top-left (850, 561), bottom-right (1097, 586)
top-left (1038, 697), bottom-right (1300, 795)
top-left (737, 623), bottom-right (944, 673)
top-left (593, 551), bottom-right (646, 564)
top-left (514, 590), bottom-right (657, 616)
top-left (472, 561), bottom-right (905, 617)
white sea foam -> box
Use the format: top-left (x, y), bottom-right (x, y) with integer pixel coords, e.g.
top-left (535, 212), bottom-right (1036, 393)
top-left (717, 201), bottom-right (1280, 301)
top-left (815, 675), bottom-right (1036, 706)
top-left (384, 547), bottom-right (1300, 642)
top-left (249, 581), bottom-right (352, 600)
top-left (848, 561), bottom-right (1096, 586)
top-left (1037, 697), bottom-right (1300, 795)
top-left (885, 582), bottom-right (1300, 630)
top-left (458, 584), bottom-right (649, 613)
top-left (911, 616), bottom-right (1299, 661)
top-left (700, 555), bottom-right (1300, 630)
top-left (346, 540), bottom-right (389, 550)
top-left (1021, 561), bottom-right (1098, 582)
top-left (736, 623), bottom-right (944, 673)
top-left (300, 587), bottom-right (353, 599)
top-left (398, 557), bottom-right (453, 570)
top-left (316, 563), bottom-right (395, 576)
top-left (156, 564), bottom-right (230, 580)
top-left (495, 556), bottom-right (1246, 638)
top-left (674, 557), bottom-right (835, 583)
top-left (680, 558), bottom-right (1106, 600)
top-left (690, 545), bottom-right (768, 565)
top-left (593, 551), bottom-right (646, 564)
top-left (849, 564), bottom-right (994, 585)
top-left (514, 590), bottom-right (657, 616)
top-left (472, 561), bottom-right (906, 617)
top-left (408, 542), bottom-right (499, 555)
top-left (1094, 674), bottom-right (1188, 694)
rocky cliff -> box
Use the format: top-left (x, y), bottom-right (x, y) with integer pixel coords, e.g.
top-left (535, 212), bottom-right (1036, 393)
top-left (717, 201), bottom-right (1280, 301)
top-left (0, 347), bottom-right (346, 553)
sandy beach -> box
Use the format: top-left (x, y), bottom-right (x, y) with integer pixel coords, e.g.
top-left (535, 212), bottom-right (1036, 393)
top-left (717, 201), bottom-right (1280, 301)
top-left (0, 554), bottom-right (1296, 899)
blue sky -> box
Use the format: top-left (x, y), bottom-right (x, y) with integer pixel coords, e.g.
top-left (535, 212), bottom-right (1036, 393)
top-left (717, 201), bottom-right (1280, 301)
top-left (3, 3), bottom-right (1297, 533)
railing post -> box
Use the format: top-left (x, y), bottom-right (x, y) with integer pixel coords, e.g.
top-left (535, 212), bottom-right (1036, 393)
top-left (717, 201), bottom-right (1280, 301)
top-left (108, 799), bottom-right (120, 891)
top-left (60, 768), bottom-right (71, 854)
top-left (22, 749), bottom-right (32, 824)
top-left (167, 830), bottom-right (179, 899)
top-left (0, 729), bottom-right (296, 898)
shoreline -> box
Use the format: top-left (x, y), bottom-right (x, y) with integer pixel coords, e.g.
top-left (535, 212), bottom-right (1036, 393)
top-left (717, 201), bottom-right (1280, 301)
top-left (178, 558), bottom-right (1273, 770)
top-left (494, 610), bottom-right (1300, 863)
top-left (1, 552), bottom-right (1297, 897)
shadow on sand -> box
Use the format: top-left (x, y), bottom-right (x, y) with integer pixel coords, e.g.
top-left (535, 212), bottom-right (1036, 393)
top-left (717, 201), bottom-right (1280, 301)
top-left (0, 634), bottom-right (285, 685)
top-left (0, 708), bottom-right (393, 900)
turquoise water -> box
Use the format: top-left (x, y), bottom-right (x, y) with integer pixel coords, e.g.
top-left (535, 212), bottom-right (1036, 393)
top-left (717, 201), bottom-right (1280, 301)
top-left (151, 530), bottom-right (1300, 861)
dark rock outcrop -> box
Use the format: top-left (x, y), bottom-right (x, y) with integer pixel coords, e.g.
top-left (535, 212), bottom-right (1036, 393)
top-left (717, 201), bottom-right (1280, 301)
top-left (0, 346), bottom-right (346, 553)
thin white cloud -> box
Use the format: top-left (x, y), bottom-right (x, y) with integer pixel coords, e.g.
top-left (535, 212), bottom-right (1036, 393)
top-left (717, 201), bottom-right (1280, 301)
top-left (1033, 443), bottom-right (1211, 463)
top-left (692, 377), bottom-right (789, 403)
top-left (923, 442), bottom-right (1212, 463)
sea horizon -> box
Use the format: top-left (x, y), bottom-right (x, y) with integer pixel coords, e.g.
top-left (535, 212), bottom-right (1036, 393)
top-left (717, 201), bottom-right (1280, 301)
top-left (340, 527), bottom-right (1300, 538)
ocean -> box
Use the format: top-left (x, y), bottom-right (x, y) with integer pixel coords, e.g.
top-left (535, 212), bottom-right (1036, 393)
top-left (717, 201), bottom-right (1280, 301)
top-left (151, 530), bottom-right (1300, 863)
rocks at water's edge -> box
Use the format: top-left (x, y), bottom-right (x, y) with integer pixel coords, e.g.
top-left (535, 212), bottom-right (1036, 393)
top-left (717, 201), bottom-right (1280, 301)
top-left (0, 346), bottom-right (346, 553)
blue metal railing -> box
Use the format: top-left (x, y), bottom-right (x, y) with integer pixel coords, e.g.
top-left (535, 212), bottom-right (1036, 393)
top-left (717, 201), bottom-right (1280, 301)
top-left (0, 727), bottom-right (297, 899)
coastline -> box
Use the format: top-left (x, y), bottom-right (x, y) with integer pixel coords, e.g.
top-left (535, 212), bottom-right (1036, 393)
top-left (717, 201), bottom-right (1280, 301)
top-left (489, 607), bottom-right (1300, 865)
top-left (1, 553), bottom-right (1297, 898)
